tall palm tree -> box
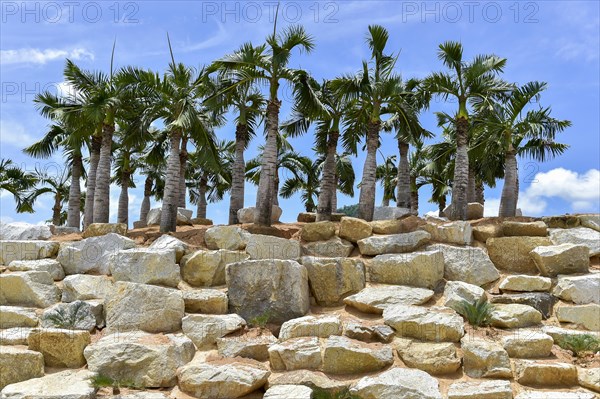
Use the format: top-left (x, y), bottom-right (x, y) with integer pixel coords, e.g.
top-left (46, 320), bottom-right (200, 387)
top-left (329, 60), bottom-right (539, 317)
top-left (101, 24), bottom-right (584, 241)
top-left (0, 159), bottom-right (37, 213)
top-left (212, 18), bottom-right (314, 226)
top-left (423, 41), bottom-right (511, 220)
top-left (136, 130), bottom-right (167, 227)
top-left (280, 155), bottom-right (320, 212)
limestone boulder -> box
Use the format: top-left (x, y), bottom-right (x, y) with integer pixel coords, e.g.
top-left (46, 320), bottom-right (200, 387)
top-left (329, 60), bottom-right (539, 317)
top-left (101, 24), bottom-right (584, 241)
top-left (0, 271), bottom-right (60, 308)
top-left (279, 315), bottom-right (343, 341)
top-left (431, 244), bottom-right (500, 286)
top-left (267, 370), bottom-right (349, 394)
top-left (443, 281), bottom-right (487, 314)
top-left (368, 249), bottom-right (443, 289)
top-left (552, 274), bottom-right (600, 304)
top-left (147, 207), bottom-right (193, 225)
top-left (421, 220), bottom-right (473, 245)
top-left (57, 233), bottom-right (135, 275)
top-left (373, 206), bottom-right (411, 220)
top-left (300, 221), bottom-right (336, 242)
top-left (0, 346), bottom-right (44, 390)
top-left (7, 259), bottom-right (64, 281)
top-left (0, 240), bottom-right (58, 264)
top-left (28, 328), bottom-right (90, 367)
top-left (502, 221), bottom-right (548, 237)
top-left (578, 368), bottom-right (600, 393)
top-left (473, 224), bottom-right (503, 242)
top-left (516, 392), bottom-right (595, 399)
top-left (182, 313), bottom-right (246, 349)
top-left (0, 222), bottom-right (52, 240)
top-left (550, 227), bottom-right (600, 256)
top-left (177, 358), bottom-right (270, 399)
top-left (301, 257), bottom-right (365, 305)
top-left (302, 236), bottom-right (354, 258)
top-left (217, 331), bottom-right (277, 361)
top-left (370, 215), bottom-right (426, 234)
top-left (110, 248), bottom-right (180, 287)
top-left (461, 337), bottom-right (512, 378)
top-left (246, 234), bottom-right (301, 260)
top-left (383, 305), bottom-right (464, 342)
top-left (502, 331), bottom-right (554, 358)
top-left (542, 215), bottom-right (581, 229)
top-left (338, 216), bottom-right (372, 243)
top-left (467, 202), bottom-right (484, 220)
top-left (350, 367), bottom-right (442, 399)
top-left (84, 331), bottom-right (195, 388)
top-left (579, 214), bottom-right (600, 232)
top-left (514, 360), bottom-right (578, 387)
top-left (40, 300), bottom-right (101, 331)
top-left (268, 337), bottom-right (322, 371)
top-left (82, 222), bottom-right (127, 238)
top-left (447, 380), bottom-right (513, 399)
top-left (0, 327), bottom-right (33, 345)
top-left (264, 385), bottom-right (313, 399)
top-left (226, 259), bottom-right (310, 325)
top-left (0, 306), bottom-right (38, 328)
top-left (182, 249), bottom-right (248, 287)
top-left (530, 244), bottom-right (590, 277)
top-left (182, 288), bottom-right (228, 314)
top-left (149, 234), bottom-right (189, 262)
top-left (486, 236), bottom-right (552, 274)
top-left (499, 275), bottom-right (552, 292)
top-left (357, 230), bottom-right (431, 255)
top-left (542, 325), bottom-right (599, 342)
top-left (61, 274), bottom-right (114, 302)
top-left (322, 335), bottom-right (394, 375)
top-left (344, 285), bottom-right (434, 314)
top-left (237, 205), bottom-right (282, 223)
top-left (490, 304), bottom-right (542, 329)
top-left (396, 340), bottom-right (461, 375)
top-left (1, 370), bottom-right (95, 399)
top-left (556, 304), bottom-right (600, 330)
top-left (490, 293), bottom-right (556, 319)
top-left (205, 225), bottom-right (250, 250)
top-left (105, 282), bottom-right (184, 333)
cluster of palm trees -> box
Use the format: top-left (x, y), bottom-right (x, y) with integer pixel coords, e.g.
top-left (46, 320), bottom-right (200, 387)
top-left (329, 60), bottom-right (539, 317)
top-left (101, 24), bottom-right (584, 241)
top-left (2, 23), bottom-right (570, 232)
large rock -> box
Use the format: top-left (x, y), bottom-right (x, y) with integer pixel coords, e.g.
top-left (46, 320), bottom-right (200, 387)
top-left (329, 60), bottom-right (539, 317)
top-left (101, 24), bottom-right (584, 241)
top-left (267, 370), bottom-right (348, 394)
top-left (370, 215), bottom-right (426, 234)
top-left (490, 304), bottom-right (542, 328)
top-left (61, 274), bottom-right (114, 302)
top-left (499, 275), bottom-right (552, 292)
top-left (556, 304), bottom-right (600, 330)
top-left (7, 259), bottom-right (64, 281)
top-left (447, 380), bottom-right (513, 399)
top-left (552, 274), bottom-right (600, 304)
top-left (182, 249), bottom-right (249, 287)
top-left (350, 367), bottom-right (442, 399)
top-left (542, 215), bottom-right (581, 229)
top-left (516, 392), bottom-right (595, 399)
top-left (177, 358), bottom-right (270, 399)
top-left (302, 236), bottom-right (354, 258)
top-left (279, 315), bottom-right (343, 341)
top-left (0, 306), bottom-right (38, 328)
top-left (373, 206), bottom-right (411, 220)
top-left (367, 249), bottom-right (443, 289)
top-left (268, 337), bottom-right (322, 371)
top-left (383, 305), bottom-right (464, 342)
top-left (502, 221), bottom-right (548, 237)
top-left (0, 346), bottom-right (44, 390)
top-left (264, 385), bottom-right (313, 399)
top-left (182, 288), bottom-right (228, 314)
top-left (344, 285), bottom-right (434, 314)
top-left (147, 207), bottom-right (193, 225)
top-left (300, 221), bottom-right (336, 242)
top-left (502, 331), bottom-right (554, 358)
top-left (486, 236), bottom-right (552, 274)
top-left (472, 224), bottom-right (503, 242)
top-left (105, 281), bottom-right (184, 333)
top-left (514, 360), bottom-right (578, 387)
top-left (28, 328), bottom-right (90, 368)
top-left (110, 248), bottom-right (180, 287)
top-left (149, 234), bottom-right (189, 262)
top-left (530, 244), bottom-right (590, 277)
top-left (579, 214), bottom-right (600, 232)
top-left (431, 244), bottom-right (500, 286)
top-left (443, 281), bottom-right (487, 314)
top-left (542, 325), bottom-right (600, 342)
top-left (338, 216), bottom-right (372, 243)
top-left (226, 259), bottom-right (310, 325)
top-left (466, 202), bottom-right (484, 220)
top-left (0, 327), bottom-right (32, 345)
top-left (357, 230), bottom-right (431, 256)
top-left (246, 234), bottom-right (301, 260)
top-left (322, 335), bottom-right (394, 375)
top-left (217, 331), bottom-right (277, 361)
top-left (301, 257), bottom-right (365, 305)
top-left (57, 233), bottom-right (135, 275)
top-left (40, 301), bottom-right (101, 331)
top-left (0, 222), bottom-right (52, 240)
top-left (550, 227), bottom-right (600, 256)
top-left (396, 340), bottom-right (461, 375)
top-left (237, 205), bottom-right (282, 223)
top-left (490, 293), bottom-right (556, 319)
top-left (84, 331), bottom-right (195, 388)
top-left (421, 221), bottom-right (473, 245)
top-left (182, 314), bottom-right (246, 349)
top-left (578, 368), bottom-right (600, 393)
top-left (0, 271), bottom-right (60, 307)
top-left (204, 225), bottom-right (250, 250)
top-left (461, 337), bottom-right (512, 378)
top-left (0, 240), bottom-right (58, 264)
top-left (0, 369), bottom-right (95, 399)
top-left (82, 222), bottom-right (127, 238)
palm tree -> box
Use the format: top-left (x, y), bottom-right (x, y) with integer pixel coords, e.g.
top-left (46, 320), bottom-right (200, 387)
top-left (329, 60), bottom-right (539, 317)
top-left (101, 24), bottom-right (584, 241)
top-left (376, 154), bottom-right (397, 206)
top-left (280, 155), bottom-right (320, 212)
top-left (136, 130), bottom-right (167, 227)
top-left (212, 18), bottom-right (314, 226)
top-left (423, 41), bottom-right (511, 220)
top-left (332, 25), bottom-right (421, 221)
top-left (0, 159), bottom-right (37, 213)
top-left (21, 168), bottom-right (71, 225)
top-left (479, 82), bottom-right (570, 216)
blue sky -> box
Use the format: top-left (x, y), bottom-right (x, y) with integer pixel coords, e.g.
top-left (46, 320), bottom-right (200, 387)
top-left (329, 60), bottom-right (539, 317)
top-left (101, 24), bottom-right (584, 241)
top-left (1, 0), bottom-right (599, 226)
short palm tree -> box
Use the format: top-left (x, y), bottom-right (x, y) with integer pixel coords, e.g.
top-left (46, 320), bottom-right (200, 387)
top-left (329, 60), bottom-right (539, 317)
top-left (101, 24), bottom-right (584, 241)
top-left (21, 168), bottom-right (71, 225)
top-left (280, 155), bottom-right (320, 212)
top-left (375, 154), bottom-right (398, 206)
top-left (0, 159), bottom-right (37, 213)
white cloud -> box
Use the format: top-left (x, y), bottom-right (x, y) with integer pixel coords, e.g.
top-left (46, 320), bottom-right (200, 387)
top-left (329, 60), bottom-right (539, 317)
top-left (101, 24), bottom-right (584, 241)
top-left (0, 119), bottom-right (35, 147)
top-left (0, 48), bottom-right (94, 65)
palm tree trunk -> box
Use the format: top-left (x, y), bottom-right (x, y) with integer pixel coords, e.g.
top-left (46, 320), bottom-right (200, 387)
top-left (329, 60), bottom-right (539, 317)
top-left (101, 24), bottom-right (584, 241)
top-left (358, 121), bottom-right (380, 221)
top-left (499, 147), bottom-right (518, 217)
top-left (160, 129), bottom-right (182, 233)
top-left (450, 117), bottom-right (469, 220)
top-left (381, 198), bottom-right (390, 206)
top-left (67, 153), bottom-right (82, 229)
top-left (255, 100), bottom-right (280, 226)
top-left (52, 192), bottom-right (62, 226)
top-left (139, 176), bottom-right (152, 227)
top-left (439, 194), bottom-right (447, 216)
top-left (178, 135), bottom-right (188, 208)
top-left (83, 134), bottom-right (101, 228)
top-left (396, 140), bottom-right (411, 209)
top-left (117, 171), bottom-right (130, 225)
top-left (93, 123), bottom-right (114, 223)
top-left (196, 177), bottom-right (208, 219)
top-left (229, 124), bottom-right (247, 224)
top-left (475, 180), bottom-right (485, 205)
top-left (410, 175), bottom-right (419, 214)
top-left (467, 165), bottom-right (477, 203)
top-left (331, 177), bottom-right (338, 212)
top-left (316, 130), bottom-right (339, 221)
top-left (272, 165), bottom-right (280, 206)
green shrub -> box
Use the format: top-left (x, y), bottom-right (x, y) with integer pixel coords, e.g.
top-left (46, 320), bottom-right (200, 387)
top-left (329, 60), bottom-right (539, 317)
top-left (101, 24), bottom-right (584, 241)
top-left (89, 374), bottom-right (141, 395)
top-left (456, 299), bottom-right (493, 328)
top-left (557, 334), bottom-right (600, 357)
top-left (313, 387), bottom-right (362, 399)
top-left (336, 204), bottom-right (359, 217)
